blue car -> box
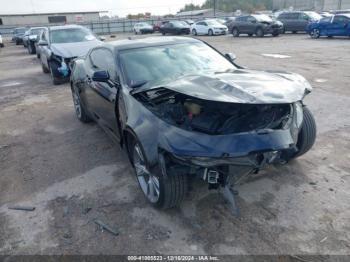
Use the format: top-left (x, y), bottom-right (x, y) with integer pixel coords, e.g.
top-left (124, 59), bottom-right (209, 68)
top-left (307, 14), bottom-right (350, 38)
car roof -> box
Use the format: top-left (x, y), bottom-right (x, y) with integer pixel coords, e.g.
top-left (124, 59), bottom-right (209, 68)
top-left (106, 36), bottom-right (200, 51)
top-left (336, 13), bottom-right (350, 18)
top-left (48, 24), bottom-right (87, 31)
top-left (30, 27), bottom-right (47, 30)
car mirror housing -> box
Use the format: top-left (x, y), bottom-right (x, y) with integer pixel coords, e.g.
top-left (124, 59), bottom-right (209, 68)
top-left (92, 70), bottom-right (110, 82)
top-left (38, 40), bottom-right (48, 46)
top-left (225, 53), bottom-right (237, 62)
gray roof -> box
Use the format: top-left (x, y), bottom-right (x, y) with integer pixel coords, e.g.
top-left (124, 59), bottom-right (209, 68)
top-left (48, 24), bottom-right (87, 31)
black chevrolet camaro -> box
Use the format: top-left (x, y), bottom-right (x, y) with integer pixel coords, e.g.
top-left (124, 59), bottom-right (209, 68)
top-left (70, 37), bottom-right (316, 212)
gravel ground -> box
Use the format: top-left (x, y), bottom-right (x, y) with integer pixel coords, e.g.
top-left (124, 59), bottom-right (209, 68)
top-left (0, 33), bottom-right (350, 258)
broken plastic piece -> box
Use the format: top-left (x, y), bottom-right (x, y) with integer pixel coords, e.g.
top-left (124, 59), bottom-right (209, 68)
top-left (8, 206), bottom-right (35, 211)
top-left (94, 219), bottom-right (119, 236)
top-left (58, 61), bottom-right (69, 77)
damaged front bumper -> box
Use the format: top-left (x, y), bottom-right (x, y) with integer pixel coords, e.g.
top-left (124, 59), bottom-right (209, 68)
top-left (50, 55), bottom-right (75, 80)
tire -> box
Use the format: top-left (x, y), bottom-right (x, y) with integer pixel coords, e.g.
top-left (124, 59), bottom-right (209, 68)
top-left (162, 31), bottom-right (165, 35)
top-left (28, 43), bottom-right (35, 54)
top-left (37, 53), bottom-right (40, 59)
top-left (71, 85), bottom-right (92, 123)
top-left (282, 27), bottom-right (286, 34)
top-left (42, 62), bottom-right (50, 73)
top-left (192, 29), bottom-right (197, 36)
top-left (272, 32), bottom-right (279, 37)
top-left (49, 61), bottom-right (62, 85)
top-left (208, 29), bottom-right (213, 36)
top-left (134, 30), bottom-right (137, 35)
top-left (232, 27), bottom-right (239, 37)
top-left (292, 31), bottom-right (297, 34)
top-left (16, 40), bottom-right (20, 45)
top-left (256, 27), bottom-right (264, 37)
top-left (248, 33), bottom-right (253, 37)
top-left (130, 139), bottom-right (187, 209)
top-left (293, 106), bottom-right (317, 158)
top-left (310, 29), bottom-right (320, 39)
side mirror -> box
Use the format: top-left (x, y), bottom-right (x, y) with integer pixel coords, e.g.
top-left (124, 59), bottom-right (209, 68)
top-left (225, 53), bottom-right (236, 62)
top-left (92, 70), bottom-right (110, 82)
top-left (99, 36), bottom-right (106, 41)
top-left (38, 40), bottom-right (48, 46)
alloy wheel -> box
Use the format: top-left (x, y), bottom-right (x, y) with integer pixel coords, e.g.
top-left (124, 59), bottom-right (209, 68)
top-left (133, 143), bottom-right (160, 203)
top-left (311, 29), bottom-right (320, 39)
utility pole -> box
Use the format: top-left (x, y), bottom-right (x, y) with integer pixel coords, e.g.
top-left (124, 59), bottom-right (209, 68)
top-left (213, 0), bottom-right (217, 17)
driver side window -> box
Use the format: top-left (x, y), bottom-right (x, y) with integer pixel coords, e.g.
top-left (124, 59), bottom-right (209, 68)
top-left (90, 48), bottom-right (117, 80)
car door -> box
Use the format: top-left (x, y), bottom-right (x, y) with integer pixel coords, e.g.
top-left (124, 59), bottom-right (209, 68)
top-left (299, 13), bottom-right (311, 31)
top-left (288, 13), bottom-right (300, 31)
top-left (85, 48), bottom-right (120, 138)
top-left (327, 16), bottom-right (350, 36)
top-left (40, 30), bottom-right (51, 69)
top-left (196, 22), bottom-right (205, 34)
top-left (246, 16), bottom-right (257, 34)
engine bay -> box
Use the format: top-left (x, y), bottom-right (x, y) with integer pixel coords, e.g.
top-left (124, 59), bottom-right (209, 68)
top-left (135, 88), bottom-right (292, 135)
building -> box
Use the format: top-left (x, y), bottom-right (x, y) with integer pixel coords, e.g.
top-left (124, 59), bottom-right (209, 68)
top-left (0, 11), bottom-right (107, 26)
top-left (272, 0), bottom-right (350, 11)
top-left (175, 8), bottom-right (232, 18)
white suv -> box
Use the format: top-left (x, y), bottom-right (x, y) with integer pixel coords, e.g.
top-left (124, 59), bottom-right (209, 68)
top-left (191, 19), bottom-right (228, 36)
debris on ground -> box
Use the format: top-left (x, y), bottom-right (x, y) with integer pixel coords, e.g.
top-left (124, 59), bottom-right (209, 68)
top-left (94, 219), bottom-right (119, 236)
top-left (8, 206), bottom-right (36, 211)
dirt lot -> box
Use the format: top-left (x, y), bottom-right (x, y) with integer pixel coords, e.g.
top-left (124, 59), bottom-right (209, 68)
top-left (0, 33), bottom-right (350, 258)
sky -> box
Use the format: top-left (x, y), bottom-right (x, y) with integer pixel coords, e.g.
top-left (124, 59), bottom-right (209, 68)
top-left (0, 0), bottom-right (206, 17)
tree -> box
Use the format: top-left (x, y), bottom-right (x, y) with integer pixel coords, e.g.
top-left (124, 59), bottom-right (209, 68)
top-left (180, 0), bottom-right (273, 13)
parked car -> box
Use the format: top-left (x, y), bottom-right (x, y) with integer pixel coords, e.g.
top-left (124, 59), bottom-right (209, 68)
top-left (228, 14), bottom-right (283, 37)
top-left (12, 27), bottom-right (26, 45)
top-left (0, 34), bottom-right (4, 48)
top-left (35, 28), bottom-right (48, 59)
top-left (307, 14), bottom-right (350, 38)
top-left (39, 25), bottom-right (102, 85)
top-left (159, 21), bottom-right (190, 35)
top-left (277, 11), bottom-right (322, 33)
top-left (70, 36), bottom-right (316, 211)
top-left (133, 22), bottom-right (154, 34)
top-left (23, 27), bottom-right (47, 54)
top-left (22, 30), bottom-right (30, 47)
top-left (191, 19), bottom-right (228, 36)
top-left (153, 21), bottom-right (167, 32)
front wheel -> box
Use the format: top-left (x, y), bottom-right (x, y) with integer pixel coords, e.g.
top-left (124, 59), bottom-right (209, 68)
top-left (130, 140), bottom-right (187, 209)
top-left (272, 32), bottom-right (279, 37)
top-left (232, 27), bottom-right (239, 37)
top-left (208, 29), bottom-right (213, 36)
top-left (71, 86), bottom-right (92, 123)
top-left (192, 29), bottom-right (197, 35)
top-left (293, 106), bottom-right (317, 158)
top-left (310, 29), bottom-right (320, 39)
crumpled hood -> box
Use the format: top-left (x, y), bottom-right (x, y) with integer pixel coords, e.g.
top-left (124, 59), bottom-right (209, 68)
top-left (139, 69), bottom-right (312, 104)
top-left (50, 40), bottom-right (101, 58)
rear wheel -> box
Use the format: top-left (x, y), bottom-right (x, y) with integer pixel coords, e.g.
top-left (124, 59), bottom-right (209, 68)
top-left (293, 106), bottom-right (317, 158)
top-left (256, 27), bottom-right (264, 37)
top-left (130, 139), bottom-right (187, 209)
top-left (192, 29), bottom-right (197, 35)
top-left (208, 29), bottom-right (213, 36)
top-left (232, 27), bottom-right (239, 37)
top-left (272, 32), bottom-right (279, 37)
top-left (28, 43), bottom-right (35, 54)
top-left (248, 33), bottom-right (253, 37)
top-left (292, 30), bottom-right (297, 34)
